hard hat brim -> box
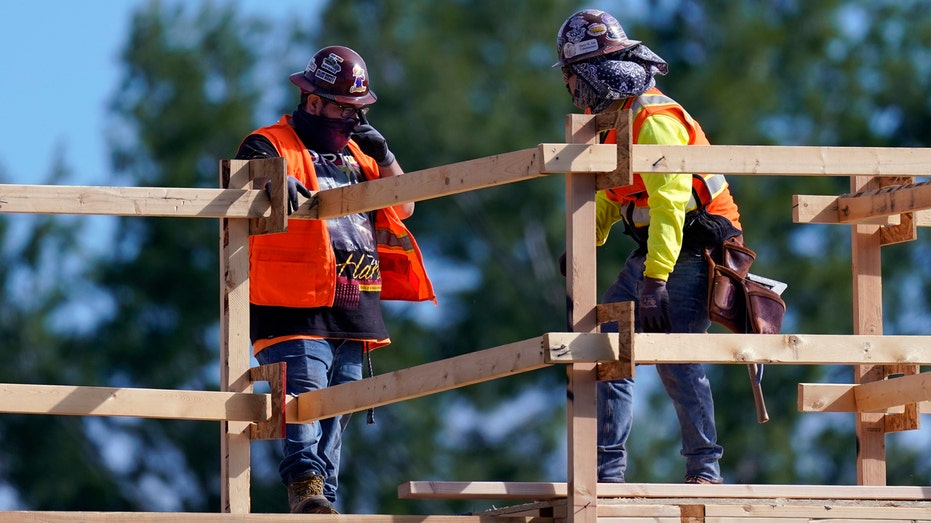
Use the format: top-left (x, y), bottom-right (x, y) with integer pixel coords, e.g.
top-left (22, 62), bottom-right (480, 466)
top-left (289, 71), bottom-right (378, 105)
top-left (552, 39), bottom-right (641, 68)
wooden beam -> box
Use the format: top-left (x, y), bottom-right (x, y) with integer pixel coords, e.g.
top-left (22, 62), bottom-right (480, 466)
top-left (294, 338), bottom-right (549, 423)
top-left (400, 481), bottom-right (931, 501)
top-left (539, 143), bottom-right (617, 174)
top-left (543, 332), bottom-right (619, 362)
top-left (634, 144), bottom-right (931, 176)
top-left (0, 184), bottom-right (269, 218)
top-left (793, 194), bottom-right (900, 225)
top-left (303, 145), bottom-right (610, 220)
top-left (632, 332), bottom-right (931, 365)
top-left (564, 112), bottom-right (601, 523)
top-left (837, 179), bottom-right (931, 223)
top-left (855, 371), bottom-right (931, 412)
top-left (851, 175), bottom-right (886, 486)
top-left (218, 159), bottom-right (254, 513)
top-left (0, 383), bottom-right (269, 421)
top-left (799, 382), bottom-right (931, 413)
top-left (0, 513), bottom-right (542, 523)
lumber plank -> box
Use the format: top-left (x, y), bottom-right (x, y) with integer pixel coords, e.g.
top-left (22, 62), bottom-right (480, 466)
top-left (0, 513), bottom-right (545, 522)
top-left (793, 194), bottom-right (900, 225)
top-left (706, 502), bottom-right (931, 519)
top-left (838, 179), bottom-right (931, 224)
top-left (633, 333), bottom-right (931, 364)
top-left (564, 112), bottom-right (601, 523)
top-left (305, 146), bottom-right (606, 220)
top-left (400, 481), bottom-right (931, 501)
top-left (0, 184), bottom-right (269, 218)
top-left (799, 382), bottom-right (931, 413)
top-left (854, 371), bottom-right (931, 412)
top-left (539, 143), bottom-right (617, 174)
top-left (851, 175), bottom-right (887, 486)
top-left (0, 383), bottom-right (269, 421)
top-left (219, 160), bottom-right (254, 513)
top-left (543, 332), bottom-right (619, 362)
top-left (634, 144), bottom-right (931, 176)
top-left (295, 338), bottom-right (549, 422)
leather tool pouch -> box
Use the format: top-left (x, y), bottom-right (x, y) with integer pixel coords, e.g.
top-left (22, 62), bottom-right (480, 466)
top-left (704, 237), bottom-right (786, 334)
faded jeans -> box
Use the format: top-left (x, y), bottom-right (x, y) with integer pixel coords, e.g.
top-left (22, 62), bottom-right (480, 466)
top-left (597, 246), bottom-right (723, 483)
top-left (255, 338), bottom-right (364, 502)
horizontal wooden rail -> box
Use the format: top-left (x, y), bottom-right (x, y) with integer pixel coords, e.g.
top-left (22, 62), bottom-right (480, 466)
top-left (0, 185), bottom-right (270, 218)
top-left (634, 144), bottom-right (931, 176)
top-left (0, 383), bottom-right (271, 422)
top-left (0, 513), bottom-right (540, 523)
top-left (400, 480), bottom-right (931, 501)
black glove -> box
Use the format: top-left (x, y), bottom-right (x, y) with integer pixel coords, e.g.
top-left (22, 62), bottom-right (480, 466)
top-left (558, 251), bottom-right (567, 278)
top-left (351, 122), bottom-right (395, 166)
top-left (639, 276), bottom-right (670, 333)
top-left (265, 175), bottom-right (312, 215)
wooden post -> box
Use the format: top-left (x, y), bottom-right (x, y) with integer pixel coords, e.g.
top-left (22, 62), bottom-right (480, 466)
top-left (564, 113), bottom-right (600, 523)
top-left (219, 159), bottom-right (258, 513)
top-left (851, 175), bottom-right (886, 486)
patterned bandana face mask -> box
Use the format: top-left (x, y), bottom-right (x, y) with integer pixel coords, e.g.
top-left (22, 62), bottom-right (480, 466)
top-left (567, 43), bottom-right (669, 113)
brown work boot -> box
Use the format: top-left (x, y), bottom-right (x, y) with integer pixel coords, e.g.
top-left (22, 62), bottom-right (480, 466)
top-left (684, 475), bottom-right (723, 484)
top-left (287, 474), bottom-right (339, 514)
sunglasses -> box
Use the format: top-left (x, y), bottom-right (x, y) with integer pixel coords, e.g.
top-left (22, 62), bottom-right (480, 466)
top-left (320, 96), bottom-right (370, 119)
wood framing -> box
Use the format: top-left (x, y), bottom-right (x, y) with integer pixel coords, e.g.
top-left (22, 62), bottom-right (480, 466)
top-left (2, 119), bottom-right (931, 521)
top-left (0, 383), bottom-right (269, 421)
top-left (400, 480), bottom-right (931, 501)
top-left (633, 144), bottom-right (931, 176)
top-left (219, 159), bottom-right (255, 513)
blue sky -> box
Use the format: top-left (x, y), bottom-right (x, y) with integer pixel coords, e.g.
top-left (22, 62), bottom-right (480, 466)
top-left (0, 0), bottom-right (319, 187)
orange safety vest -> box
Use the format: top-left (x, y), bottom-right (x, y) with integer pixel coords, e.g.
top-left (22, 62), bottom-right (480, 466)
top-left (246, 115), bottom-right (435, 308)
top-left (602, 88), bottom-right (741, 230)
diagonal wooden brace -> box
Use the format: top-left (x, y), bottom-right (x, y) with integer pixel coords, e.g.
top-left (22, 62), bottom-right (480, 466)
top-left (248, 362), bottom-right (286, 440)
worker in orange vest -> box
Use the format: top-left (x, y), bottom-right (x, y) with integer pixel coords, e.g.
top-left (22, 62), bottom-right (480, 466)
top-left (235, 46), bottom-right (434, 513)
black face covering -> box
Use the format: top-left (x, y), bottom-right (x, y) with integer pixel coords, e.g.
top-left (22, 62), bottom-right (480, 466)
top-left (291, 107), bottom-right (358, 153)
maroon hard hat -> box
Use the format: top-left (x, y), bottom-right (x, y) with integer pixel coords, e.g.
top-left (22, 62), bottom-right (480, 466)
top-left (554, 9), bottom-right (640, 67)
top-left (289, 45), bottom-right (377, 105)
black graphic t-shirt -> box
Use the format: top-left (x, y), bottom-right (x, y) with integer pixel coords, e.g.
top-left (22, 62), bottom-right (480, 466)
top-left (236, 135), bottom-right (389, 342)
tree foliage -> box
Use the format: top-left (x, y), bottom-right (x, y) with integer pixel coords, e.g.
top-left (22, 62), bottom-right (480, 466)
top-left (1, 0), bottom-right (930, 515)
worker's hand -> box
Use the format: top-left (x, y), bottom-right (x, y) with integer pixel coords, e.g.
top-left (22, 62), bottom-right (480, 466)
top-left (639, 277), bottom-right (670, 333)
top-left (265, 175), bottom-right (312, 215)
top-left (558, 251), bottom-right (567, 278)
top-left (351, 122), bottom-right (395, 166)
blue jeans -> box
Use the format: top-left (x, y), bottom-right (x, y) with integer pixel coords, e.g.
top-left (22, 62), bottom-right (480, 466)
top-left (597, 247), bottom-right (723, 483)
top-left (255, 338), bottom-right (364, 502)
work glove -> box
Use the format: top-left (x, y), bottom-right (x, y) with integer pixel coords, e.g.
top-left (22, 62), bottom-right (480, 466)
top-left (352, 118), bottom-right (395, 167)
top-left (265, 175), bottom-right (312, 215)
top-left (639, 276), bottom-right (670, 333)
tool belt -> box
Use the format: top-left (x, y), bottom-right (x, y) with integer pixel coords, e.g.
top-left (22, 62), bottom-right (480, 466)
top-left (704, 236), bottom-right (786, 334)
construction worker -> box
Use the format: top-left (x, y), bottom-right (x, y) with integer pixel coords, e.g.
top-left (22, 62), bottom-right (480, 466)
top-left (555, 9), bottom-right (743, 484)
top-left (235, 46), bottom-right (435, 513)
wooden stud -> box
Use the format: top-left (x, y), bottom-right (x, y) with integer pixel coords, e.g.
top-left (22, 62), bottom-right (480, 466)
top-left (219, 159), bottom-right (253, 513)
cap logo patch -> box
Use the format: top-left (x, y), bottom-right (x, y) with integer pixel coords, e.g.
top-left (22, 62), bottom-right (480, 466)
top-left (349, 63), bottom-right (367, 94)
top-left (314, 52), bottom-right (345, 85)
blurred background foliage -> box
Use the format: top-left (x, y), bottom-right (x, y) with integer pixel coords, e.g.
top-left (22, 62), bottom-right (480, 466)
top-left (0, 0), bottom-right (930, 515)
